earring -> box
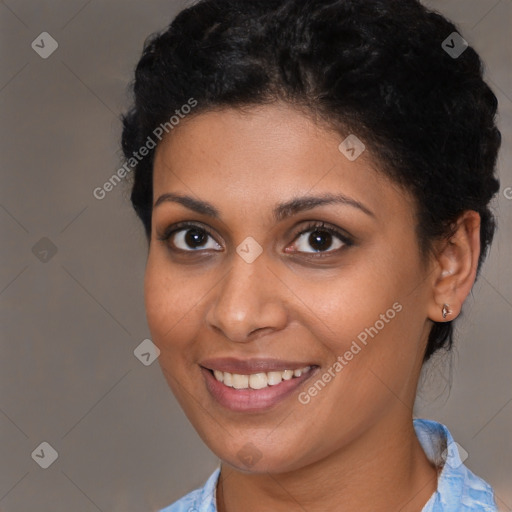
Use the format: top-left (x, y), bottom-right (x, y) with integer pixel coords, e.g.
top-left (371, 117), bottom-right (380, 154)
top-left (442, 303), bottom-right (452, 319)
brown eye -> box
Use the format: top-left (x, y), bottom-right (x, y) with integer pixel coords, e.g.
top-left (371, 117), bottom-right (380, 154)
top-left (294, 229), bottom-right (344, 253)
top-left (290, 221), bottom-right (353, 255)
top-left (181, 228), bottom-right (208, 248)
top-left (159, 223), bottom-right (222, 252)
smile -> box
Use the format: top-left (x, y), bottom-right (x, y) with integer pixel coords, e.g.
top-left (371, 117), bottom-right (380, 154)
top-left (212, 367), bottom-right (312, 389)
top-left (200, 361), bottom-right (318, 412)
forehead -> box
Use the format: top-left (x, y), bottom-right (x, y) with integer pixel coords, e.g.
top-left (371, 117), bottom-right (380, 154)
top-left (152, 104), bottom-right (416, 225)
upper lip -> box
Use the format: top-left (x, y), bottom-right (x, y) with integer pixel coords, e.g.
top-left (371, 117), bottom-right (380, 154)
top-left (200, 357), bottom-right (316, 374)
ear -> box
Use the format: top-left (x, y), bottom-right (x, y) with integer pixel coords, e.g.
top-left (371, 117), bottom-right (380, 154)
top-left (427, 211), bottom-right (481, 323)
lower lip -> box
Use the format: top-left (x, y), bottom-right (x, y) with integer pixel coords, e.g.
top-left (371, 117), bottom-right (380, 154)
top-left (200, 366), bottom-right (317, 412)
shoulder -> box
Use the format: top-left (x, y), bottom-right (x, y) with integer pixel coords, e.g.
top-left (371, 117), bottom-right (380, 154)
top-left (159, 467), bottom-right (221, 512)
top-left (414, 419), bottom-right (498, 512)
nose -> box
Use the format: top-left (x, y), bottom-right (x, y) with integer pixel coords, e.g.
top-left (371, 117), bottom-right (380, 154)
top-left (205, 253), bottom-right (288, 343)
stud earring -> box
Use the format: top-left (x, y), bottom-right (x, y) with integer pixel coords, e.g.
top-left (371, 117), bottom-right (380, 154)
top-left (442, 303), bottom-right (452, 319)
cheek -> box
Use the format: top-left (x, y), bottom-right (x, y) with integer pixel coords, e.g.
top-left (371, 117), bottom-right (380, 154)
top-left (144, 261), bottom-right (170, 342)
top-left (296, 254), bottom-right (423, 390)
top-left (311, 303), bottom-right (425, 432)
top-left (143, 257), bottom-right (205, 406)
top-left (288, 261), bottom-right (402, 345)
top-left (144, 255), bottom-right (195, 350)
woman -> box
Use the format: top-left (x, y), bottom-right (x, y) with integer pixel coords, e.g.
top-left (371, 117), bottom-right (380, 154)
top-left (121, 0), bottom-right (501, 510)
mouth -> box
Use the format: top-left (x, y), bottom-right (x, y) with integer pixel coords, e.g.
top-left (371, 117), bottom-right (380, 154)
top-left (207, 366), bottom-right (312, 389)
top-left (199, 358), bottom-right (319, 412)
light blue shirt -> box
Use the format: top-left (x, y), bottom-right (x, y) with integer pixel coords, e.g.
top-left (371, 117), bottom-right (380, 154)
top-left (160, 419), bottom-right (498, 511)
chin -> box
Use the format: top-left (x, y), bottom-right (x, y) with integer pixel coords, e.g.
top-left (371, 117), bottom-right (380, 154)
top-left (208, 436), bottom-right (310, 474)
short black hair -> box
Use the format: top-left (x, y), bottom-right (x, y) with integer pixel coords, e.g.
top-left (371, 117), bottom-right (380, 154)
top-left (121, 0), bottom-right (501, 363)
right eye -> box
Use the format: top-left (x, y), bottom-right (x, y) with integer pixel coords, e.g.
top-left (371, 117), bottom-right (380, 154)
top-left (158, 222), bottom-right (223, 252)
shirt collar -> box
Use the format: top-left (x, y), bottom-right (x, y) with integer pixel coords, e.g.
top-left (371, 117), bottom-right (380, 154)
top-left (413, 418), bottom-right (497, 511)
top-left (190, 419), bottom-right (496, 511)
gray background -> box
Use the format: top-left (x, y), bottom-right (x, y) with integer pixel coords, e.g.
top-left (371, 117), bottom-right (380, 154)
top-left (0, 0), bottom-right (510, 510)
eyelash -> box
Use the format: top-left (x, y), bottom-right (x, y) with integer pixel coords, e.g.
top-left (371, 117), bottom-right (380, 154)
top-left (157, 220), bottom-right (353, 257)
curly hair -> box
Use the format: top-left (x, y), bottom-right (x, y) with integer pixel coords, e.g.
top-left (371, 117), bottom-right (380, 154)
top-left (121, 0), bottom-right (501, 363)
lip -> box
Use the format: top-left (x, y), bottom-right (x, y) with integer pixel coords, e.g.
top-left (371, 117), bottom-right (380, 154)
top-left (200, 364), bottom-right (319, 412)
top-left (200, 357), bottom-right (316, 374)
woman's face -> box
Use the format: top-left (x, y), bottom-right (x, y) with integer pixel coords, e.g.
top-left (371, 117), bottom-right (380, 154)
top-left (146, 103), bottom-right (435, 473)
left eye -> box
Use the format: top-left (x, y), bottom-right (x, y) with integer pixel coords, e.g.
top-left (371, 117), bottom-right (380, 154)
top-left (292, 226), bottom-right (347, 253)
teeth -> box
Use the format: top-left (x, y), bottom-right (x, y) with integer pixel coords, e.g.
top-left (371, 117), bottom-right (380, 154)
top-left (232, 374), bottom-right (249, 389)
top-left (249, 373), bottom-right (268, 389)
top-left (267, 371), bottom-right (283, 385)
top-left (212, 366), bottom-right (311, 389)
top-left (282, 369), bottom-right (294, 380)
top-left (223, 372), bottom-right (233, 387)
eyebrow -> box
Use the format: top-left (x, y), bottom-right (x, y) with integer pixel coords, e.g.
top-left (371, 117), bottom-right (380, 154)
top-left (153, 192), bottom-right (375, 221)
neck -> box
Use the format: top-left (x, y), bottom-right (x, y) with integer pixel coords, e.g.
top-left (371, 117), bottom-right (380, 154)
top-left (217, 414), bottom-right (439, 512)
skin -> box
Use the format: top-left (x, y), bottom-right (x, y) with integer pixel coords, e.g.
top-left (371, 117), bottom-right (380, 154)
top-left (145, 102), bottom-right (481, 512)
